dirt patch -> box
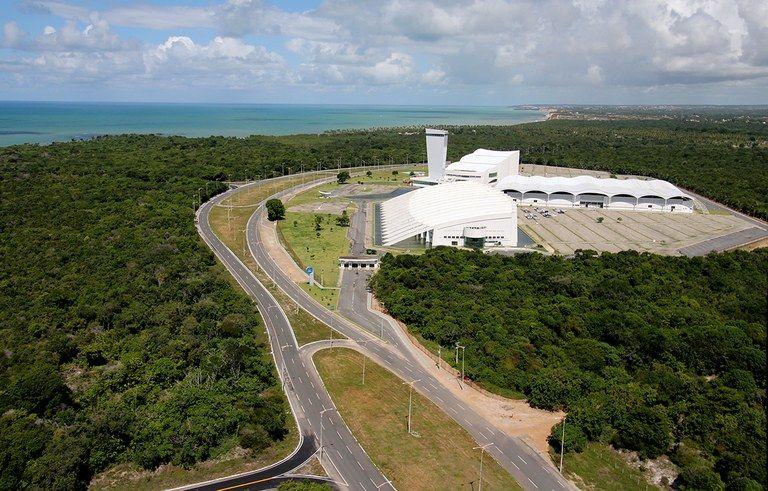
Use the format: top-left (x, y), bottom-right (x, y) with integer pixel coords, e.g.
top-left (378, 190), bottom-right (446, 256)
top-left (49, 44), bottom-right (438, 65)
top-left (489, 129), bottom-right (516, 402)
top-left (291, 457), bottom-right (327, 477)
top-left (259, 215), bottom-right (307, 283)
top-left (617, 449), bottom-right (678, 488)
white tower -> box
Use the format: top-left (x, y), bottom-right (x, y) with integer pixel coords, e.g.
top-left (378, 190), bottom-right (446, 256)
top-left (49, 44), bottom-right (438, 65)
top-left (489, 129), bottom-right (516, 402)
top-left (425, 128), bottom-right (448, 180)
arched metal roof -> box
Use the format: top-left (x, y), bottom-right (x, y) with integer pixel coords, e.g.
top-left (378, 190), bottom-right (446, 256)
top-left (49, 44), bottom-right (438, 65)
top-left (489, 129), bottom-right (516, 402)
top-left (497, 175), bottom-right (692, 200)
top-left (380, 181), bottom-right (515, 246)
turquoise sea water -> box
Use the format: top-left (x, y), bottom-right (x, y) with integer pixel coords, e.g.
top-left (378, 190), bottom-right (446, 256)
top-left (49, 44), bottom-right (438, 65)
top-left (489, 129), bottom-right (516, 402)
top-left (0, 102), bottom-right (543, 146)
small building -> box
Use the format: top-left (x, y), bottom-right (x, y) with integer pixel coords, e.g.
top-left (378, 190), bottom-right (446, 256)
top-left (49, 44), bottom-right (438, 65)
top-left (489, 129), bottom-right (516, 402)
top-left (444, 149), bottom-right (520, 185)
top-left (380, 181), bottom-right (517, 248)
top-left (498, 174), bottom-right (694, 213)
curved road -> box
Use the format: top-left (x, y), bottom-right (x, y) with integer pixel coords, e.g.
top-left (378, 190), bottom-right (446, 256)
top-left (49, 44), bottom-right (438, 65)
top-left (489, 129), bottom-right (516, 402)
top-left (245, 180), bottom-right (574, 491)
top-left (191, 172), bottom-right (573, 490)
top-left (193, 178), bottom-right (391, 491)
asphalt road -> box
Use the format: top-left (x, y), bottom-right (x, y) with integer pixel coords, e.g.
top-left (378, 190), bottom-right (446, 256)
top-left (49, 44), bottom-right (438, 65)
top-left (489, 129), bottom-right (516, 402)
top-left (677, 187), bottom-right (768, 256)
top-left (247, 185), bottom-right (574, 491)
top-left (193, 178), bottom-right (392, 491)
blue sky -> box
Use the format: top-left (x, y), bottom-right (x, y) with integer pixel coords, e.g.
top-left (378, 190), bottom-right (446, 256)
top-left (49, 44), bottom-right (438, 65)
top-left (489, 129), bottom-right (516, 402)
top-left (1, 0), bottom-right (767, 105)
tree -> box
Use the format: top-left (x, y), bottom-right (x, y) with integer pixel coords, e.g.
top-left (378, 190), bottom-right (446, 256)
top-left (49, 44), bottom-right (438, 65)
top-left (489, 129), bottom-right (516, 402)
top-left (366, 170), bottom-right (372, 177)
top-left (391, 170), bottom-right (398, 175)
top-left (613, 406), bottom-right (672, 459)
top-left (314, 215), bottom-right (323, 232)
top-left (337, 170), bottom-right (350, 184)
top-left (266, 199), bottom-right (285, 221)
top-left (336, 210), bottom-right (350, 227)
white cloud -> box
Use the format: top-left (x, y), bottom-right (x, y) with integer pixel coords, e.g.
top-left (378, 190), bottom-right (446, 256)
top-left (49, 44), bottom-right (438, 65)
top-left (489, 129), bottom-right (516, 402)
top-left (4, 0), bottom-right (768, 100)
top-left (587, 64), bottom-right (604, 84)
top-left (2, 22), bottom-right (27, 48)
top-left (144, 36), bottom-right (292, 87)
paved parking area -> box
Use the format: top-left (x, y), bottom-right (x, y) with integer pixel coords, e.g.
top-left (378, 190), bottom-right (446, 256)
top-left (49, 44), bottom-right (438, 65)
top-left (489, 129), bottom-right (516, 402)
top-left (519, 207), bottom-right (752, 255)
top-left (288, 201), bottom-right (349, 214)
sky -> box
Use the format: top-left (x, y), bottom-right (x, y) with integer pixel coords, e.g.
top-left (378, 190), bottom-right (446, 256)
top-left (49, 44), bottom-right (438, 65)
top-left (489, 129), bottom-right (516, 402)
top-left (1, 0), bottom-right (767, 105)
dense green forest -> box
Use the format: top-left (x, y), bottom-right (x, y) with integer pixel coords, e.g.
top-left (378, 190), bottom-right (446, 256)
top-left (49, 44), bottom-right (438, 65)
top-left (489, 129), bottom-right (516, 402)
top-left (371, 248), bottom-right (767, 489)
top-left (1, 115), bottom-right (766, 487)
top-left (0, 136), bottom-right (292, 488)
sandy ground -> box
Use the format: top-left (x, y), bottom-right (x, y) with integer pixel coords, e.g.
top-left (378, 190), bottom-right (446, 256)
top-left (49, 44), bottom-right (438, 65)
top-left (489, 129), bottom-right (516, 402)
top-left (370, 296), bottom-right (564, 459)
top-left (259, 216), bottom-right (308, 283)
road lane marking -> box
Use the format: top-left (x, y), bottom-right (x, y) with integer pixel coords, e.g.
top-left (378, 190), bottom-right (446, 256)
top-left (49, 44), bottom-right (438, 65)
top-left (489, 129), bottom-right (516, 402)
top-left (527, 477), bottom-right (538, 488)
top-left (517, 456), bottom-right (528, 465)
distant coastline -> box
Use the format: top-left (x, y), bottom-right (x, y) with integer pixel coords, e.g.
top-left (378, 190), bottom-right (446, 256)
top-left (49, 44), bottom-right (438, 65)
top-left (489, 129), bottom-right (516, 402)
top-left (0, 102), bottom-right (545, 147)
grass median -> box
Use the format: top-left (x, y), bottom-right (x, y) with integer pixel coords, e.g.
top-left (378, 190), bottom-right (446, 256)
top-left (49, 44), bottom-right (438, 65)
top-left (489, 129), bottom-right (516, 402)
top-left (314, 348), bottom-right (521, 490)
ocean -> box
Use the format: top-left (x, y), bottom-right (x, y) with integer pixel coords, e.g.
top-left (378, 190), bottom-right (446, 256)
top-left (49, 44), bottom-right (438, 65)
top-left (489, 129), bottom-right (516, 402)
top-left (0, 102), bottom-right (544, 147)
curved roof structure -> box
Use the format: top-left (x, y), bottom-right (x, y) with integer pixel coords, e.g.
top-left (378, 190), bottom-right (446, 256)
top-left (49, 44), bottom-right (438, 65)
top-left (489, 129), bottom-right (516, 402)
top-left (380, 181), bottom-right (515, 246)
top-left (445, 149), bottom-right (517, 173)
top-left (497, 174), bottom-right (692, 200)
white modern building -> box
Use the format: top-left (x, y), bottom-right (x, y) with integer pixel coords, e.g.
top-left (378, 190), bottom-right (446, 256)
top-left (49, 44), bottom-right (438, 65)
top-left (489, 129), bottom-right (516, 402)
top-left (498, 174), bottom-right (694, 213)
top-left (444, 149), bottom-right (520, 185)
top-left (380, 180), bottom-right (517, 248)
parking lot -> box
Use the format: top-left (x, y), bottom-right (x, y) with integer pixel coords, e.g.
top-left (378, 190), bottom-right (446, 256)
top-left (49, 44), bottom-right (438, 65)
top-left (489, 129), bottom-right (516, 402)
top-left (519, 206), bottom-right (752, 255)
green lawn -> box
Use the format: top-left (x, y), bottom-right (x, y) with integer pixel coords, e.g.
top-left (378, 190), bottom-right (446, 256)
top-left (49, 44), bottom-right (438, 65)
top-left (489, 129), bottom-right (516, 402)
top-left (558, 443), bottom-right (657, 491)
top-left (350, 166), bottom-right (426, 185)
top-left (314, 348), bottom-right (521, 491)
top-left (278, 210), bottom-right (352, 288)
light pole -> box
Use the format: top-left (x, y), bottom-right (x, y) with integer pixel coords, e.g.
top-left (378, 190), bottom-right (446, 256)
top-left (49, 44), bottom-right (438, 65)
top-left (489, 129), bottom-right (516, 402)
top-left (455, 344), bottom-right (466, 386)
top-left (280, 343), bottom-right (291, 389)
top-left (403, 379), bottom-right (420, 435)
top-left (559, 415), bottom-right (566, 473)
top-left (455, 344), bottom-right (459, 364)
top-left (357, 339), bottom-right (371, 386)
top-left (239, 228), bottom-right (247, 256)
top-left (474, 443), bottom-right (493, 491)
top-left (437, 345), bottom-right (442, 370)
top-left (320, 408), bottom-right (337, 461)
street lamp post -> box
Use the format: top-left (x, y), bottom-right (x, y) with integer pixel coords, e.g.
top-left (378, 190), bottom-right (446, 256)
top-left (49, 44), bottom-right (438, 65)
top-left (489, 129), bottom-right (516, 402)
top-left (455, 344), bottom-right (459, 364)
top-left (362, 350), bottom-right (367, 385)
top-left (474, 443), bottom-right (493, 491)
top-left (403, 379), bottom-right (421, 435)
top-left (455, 344), bottom-right (466, 386)
top-left (560, 415), bottom-right (566, 473)
top-left (279, 343), bottom-right (291, 389)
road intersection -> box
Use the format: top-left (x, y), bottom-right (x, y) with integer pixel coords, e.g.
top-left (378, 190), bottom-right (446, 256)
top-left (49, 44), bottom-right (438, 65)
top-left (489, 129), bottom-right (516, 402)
top-left (192, 173), bottom-right (574, 490)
